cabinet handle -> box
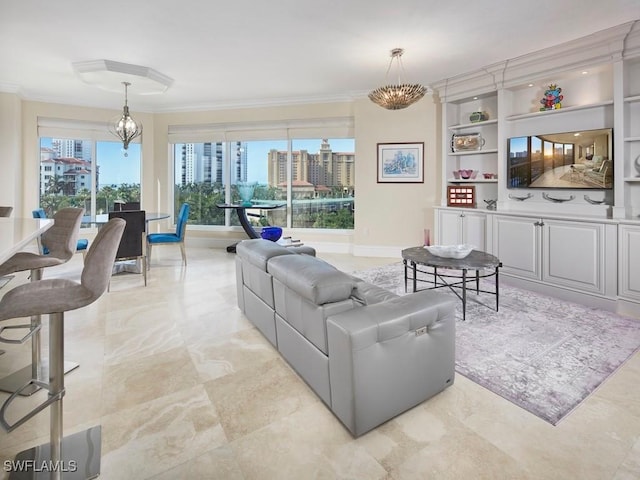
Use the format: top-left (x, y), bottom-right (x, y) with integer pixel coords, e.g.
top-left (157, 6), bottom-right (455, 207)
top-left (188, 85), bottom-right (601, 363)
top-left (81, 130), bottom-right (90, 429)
top-left (460, 213), bottom-right (465, 218)
top-left (534, 221), bottom-right (545, 227)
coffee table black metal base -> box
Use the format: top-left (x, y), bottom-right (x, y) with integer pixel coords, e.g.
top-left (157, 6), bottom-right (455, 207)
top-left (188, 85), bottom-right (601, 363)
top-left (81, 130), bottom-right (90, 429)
top-left (401, 247), bottom-right (502, 321)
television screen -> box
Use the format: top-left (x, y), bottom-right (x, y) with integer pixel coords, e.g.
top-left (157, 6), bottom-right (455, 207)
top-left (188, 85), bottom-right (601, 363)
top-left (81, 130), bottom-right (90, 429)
top-left (507, 128), bottom-right (613, 189)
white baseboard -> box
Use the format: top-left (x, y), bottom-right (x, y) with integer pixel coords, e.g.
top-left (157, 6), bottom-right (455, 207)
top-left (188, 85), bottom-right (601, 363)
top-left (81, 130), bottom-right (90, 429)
top-left (616, 298), bottom-right (640, 320)
top-left (501, 274), bottom-right (619, 313)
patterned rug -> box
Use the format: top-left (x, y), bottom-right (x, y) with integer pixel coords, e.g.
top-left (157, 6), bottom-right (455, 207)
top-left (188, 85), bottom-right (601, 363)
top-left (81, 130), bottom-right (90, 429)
top-left (353, 262), bottom-right (640, 425)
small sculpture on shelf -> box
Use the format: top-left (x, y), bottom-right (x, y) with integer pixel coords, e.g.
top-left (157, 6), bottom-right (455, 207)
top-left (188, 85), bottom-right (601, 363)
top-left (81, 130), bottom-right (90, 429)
top-left (484, 199), bottom-right (497, 210)
top-left (540, 84), bottom-right (563, 111)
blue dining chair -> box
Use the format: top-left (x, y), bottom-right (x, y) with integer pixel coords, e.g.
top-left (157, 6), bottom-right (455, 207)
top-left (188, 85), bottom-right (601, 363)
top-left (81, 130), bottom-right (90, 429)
top-left (32, 208), bottom-right (89, 259)
top-left (147, 203), bottom-right (189, 267)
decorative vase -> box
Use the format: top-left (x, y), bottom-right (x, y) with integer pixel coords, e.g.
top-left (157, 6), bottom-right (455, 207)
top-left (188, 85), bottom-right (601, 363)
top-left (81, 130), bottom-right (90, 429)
top-left (237, 181), bottom-right (257, 207)
top-left (260, 226), bottom-right (283, 242)
top-left (469, 111), bottom-right (488, 123)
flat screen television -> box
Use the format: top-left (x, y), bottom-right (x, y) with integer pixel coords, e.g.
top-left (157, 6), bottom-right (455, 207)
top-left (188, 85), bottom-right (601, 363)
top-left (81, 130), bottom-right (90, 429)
top-left (507, 128), bottom-right (613, 189)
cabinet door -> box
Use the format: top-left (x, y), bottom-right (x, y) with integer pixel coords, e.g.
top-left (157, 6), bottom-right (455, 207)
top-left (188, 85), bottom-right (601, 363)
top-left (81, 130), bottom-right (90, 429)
top-left (619, 224), bottom-right (640, 301)
top-left (493, 215), bottom-right (540, 280)
top-left (542, 219), bottom-right (605, 294)
top-left (461, 211), bottom-right (486, 251)
top-left (437, 209), bottom-right (463, 245)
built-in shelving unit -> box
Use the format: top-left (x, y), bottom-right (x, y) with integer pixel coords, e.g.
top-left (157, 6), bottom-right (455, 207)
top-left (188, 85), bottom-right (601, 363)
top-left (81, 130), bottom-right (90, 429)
top-left (432, 20), bottom-right (640, 316)
top-left (433, 21), bottom-right (640, 218)
top-left (623, 55), bottom-right (640, 217)
top-left (441, 90), bottom-right (499, 208)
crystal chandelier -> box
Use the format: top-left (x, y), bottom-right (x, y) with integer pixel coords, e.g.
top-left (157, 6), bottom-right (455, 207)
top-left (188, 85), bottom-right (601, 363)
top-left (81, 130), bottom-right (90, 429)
top-left (368, 48), bottom-right (427, 110)
top-left (110, 82), bottom-right (142, 156)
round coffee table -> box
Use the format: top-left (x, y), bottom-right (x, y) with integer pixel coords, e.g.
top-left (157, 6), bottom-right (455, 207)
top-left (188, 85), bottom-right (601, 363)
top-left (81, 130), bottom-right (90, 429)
top-left (401, 246), bottom-right (502, 321)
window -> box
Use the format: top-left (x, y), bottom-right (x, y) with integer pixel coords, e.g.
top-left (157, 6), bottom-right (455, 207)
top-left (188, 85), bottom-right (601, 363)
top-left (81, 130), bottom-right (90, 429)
top-left (172, 138), bottom-right (354, 230)
top-left (39, 137), bottom-right (141, 220)
top-left (169, 117), bottom-right (355, 231)
top-left (173, 142), bottom-right (227, 225)
top-left (290, 139), bottom-right (354, 229)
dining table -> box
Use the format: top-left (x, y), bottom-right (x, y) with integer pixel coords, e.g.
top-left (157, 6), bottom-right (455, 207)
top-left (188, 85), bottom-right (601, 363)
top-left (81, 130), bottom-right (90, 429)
top-left (0, 217), bottom-right (53, 265)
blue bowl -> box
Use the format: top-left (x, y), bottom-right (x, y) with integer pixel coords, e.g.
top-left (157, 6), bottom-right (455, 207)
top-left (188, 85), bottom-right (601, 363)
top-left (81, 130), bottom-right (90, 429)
top-left (261, 226), bottom-right (283, 242)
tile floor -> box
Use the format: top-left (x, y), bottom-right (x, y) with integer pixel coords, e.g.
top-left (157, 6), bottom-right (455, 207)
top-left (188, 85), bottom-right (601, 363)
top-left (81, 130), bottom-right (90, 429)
top-left (0, 246), bottom-right (638, 480)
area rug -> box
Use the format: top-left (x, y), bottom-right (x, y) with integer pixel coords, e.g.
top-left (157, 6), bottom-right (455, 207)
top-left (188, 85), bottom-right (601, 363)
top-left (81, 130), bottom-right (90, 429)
top-left (353, 262), bottom-right (640, 425)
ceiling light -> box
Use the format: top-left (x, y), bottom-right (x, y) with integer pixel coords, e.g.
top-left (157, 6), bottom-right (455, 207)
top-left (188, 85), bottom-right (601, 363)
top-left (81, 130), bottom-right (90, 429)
top-left (368, 48), bottom-right (427, 110)
top-left (109, 82), bottom-right (142, 156)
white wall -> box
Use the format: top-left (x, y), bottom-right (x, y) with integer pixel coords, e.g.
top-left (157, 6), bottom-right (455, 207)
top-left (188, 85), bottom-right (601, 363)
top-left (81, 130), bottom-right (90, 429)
top-left (353, 96), bottom-right (441, 257)
top-left (0, 93), bottom-right (22, 214)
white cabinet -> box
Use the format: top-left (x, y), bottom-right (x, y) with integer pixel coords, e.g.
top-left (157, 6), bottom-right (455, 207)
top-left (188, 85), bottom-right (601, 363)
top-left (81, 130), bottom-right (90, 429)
top-left (542, 219), bottom-right (606, 294)
top-left (493, 214), bottom-right (613, 296)
top-left (619, 223), bottom-right (640, 302)
top-left (436, 208), bottom-right (487, 251)
top-left (493, 215), bottom-right (540, 280)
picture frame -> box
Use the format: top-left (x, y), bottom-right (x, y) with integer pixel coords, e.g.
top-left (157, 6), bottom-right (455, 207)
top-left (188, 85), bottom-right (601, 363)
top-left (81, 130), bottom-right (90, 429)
top-left (377, 142), bottom-right (424, 183)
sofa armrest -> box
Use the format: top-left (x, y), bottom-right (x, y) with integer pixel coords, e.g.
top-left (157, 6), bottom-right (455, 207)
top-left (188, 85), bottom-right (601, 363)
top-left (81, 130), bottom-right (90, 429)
top-left (327, 290), bottom-right (456, 436)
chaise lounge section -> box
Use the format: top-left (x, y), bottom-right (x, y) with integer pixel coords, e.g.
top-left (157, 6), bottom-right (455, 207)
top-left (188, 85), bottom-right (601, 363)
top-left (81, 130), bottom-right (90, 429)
top-left (235, 239), bottom-right (456, 436)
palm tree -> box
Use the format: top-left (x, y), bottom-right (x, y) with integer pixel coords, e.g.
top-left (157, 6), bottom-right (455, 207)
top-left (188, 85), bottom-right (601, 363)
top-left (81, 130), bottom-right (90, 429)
top-left (45, 175), bottom-right (65, 195)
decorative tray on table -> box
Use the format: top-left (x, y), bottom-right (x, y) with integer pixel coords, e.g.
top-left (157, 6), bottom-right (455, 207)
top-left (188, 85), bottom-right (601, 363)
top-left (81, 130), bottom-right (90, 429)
top-left (424, 244), bottom-right (475, 259)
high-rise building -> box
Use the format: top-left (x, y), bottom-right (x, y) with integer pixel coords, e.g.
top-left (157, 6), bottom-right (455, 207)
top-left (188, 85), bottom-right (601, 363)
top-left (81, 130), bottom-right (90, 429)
top-left (177, 142), bottom-right (247, 186)
top-left (267, 139), bottom-right (354, 194)
top-left (51, 139), bottom-right (91, 161)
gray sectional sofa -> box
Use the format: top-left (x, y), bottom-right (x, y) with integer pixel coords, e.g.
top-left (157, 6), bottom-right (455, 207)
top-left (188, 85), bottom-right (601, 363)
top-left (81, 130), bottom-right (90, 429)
top-left (235, 239), bottom-right (456, 437)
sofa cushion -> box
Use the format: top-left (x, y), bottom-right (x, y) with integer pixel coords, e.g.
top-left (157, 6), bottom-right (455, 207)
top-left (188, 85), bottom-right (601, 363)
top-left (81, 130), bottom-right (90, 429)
top-left (268, 254), bottom-right (355, 305)
top-left (236, 238), bottom-right (293, 271)
top-left (351, 279), bottom-right (400, 305)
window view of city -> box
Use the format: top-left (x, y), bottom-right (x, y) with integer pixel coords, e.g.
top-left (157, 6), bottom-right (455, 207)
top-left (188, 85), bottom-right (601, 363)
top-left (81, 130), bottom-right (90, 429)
top-left (174, 138), bottom-right (355, 229)
top-left (39, 138), bottom-right (141, 220)
top-left (38, 135), bottom-right (355, 231)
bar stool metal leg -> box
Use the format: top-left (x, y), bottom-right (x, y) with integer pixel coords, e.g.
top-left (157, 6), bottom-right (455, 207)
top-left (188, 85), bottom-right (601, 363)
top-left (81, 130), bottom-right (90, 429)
top-left (6, 312), bottom-right (101, 480)
top-left (0, 269), bottom-right (79, 396)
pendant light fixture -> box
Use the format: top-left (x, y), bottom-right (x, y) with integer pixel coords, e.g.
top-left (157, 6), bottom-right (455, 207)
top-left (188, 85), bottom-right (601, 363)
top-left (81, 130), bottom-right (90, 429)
top-left (110, 81), bottom-right (142, 156)
top-left (368, 48), bottom-right (427, 110)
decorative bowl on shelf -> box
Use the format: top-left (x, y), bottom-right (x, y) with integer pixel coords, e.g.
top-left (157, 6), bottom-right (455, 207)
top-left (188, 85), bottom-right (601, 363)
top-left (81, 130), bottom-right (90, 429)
top-left (260, 226), bottom-right (283, 242)
top-left (458, 169), bottom-right (477, 179)
top-left (483, 172), bottom-right (494, 179)
top-left (424, 244), bottom-right (475, 259)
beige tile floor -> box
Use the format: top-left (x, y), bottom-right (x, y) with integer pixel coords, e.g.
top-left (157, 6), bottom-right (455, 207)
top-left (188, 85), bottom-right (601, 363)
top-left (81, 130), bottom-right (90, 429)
top-left (0, 246), bottom-right (638, 480)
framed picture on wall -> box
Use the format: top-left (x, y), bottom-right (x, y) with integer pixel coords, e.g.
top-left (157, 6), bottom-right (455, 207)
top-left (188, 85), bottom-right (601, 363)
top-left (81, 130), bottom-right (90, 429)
top-left (377, 142), bottom-right (424, 183)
